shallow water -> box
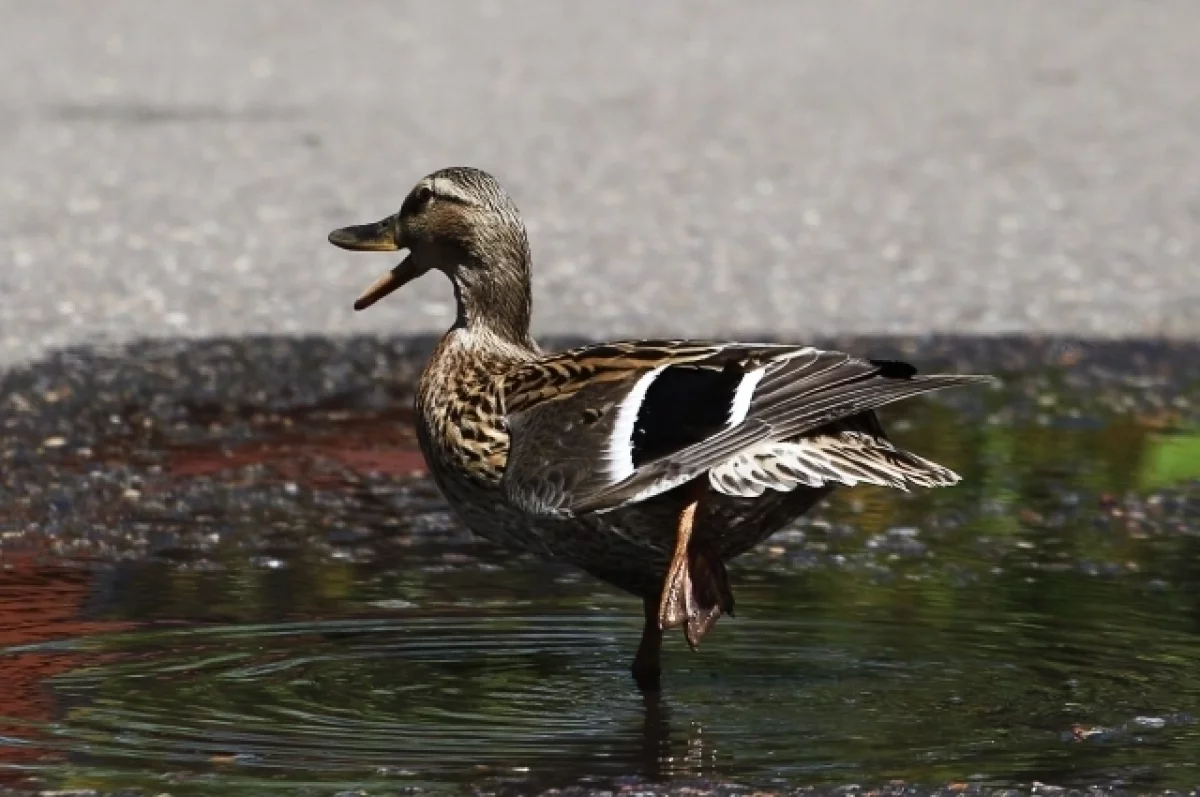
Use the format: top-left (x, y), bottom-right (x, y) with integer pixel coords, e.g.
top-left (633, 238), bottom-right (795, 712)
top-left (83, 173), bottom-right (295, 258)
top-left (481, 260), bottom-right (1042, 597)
top-left (2, 338), bottom-right (1200, 795)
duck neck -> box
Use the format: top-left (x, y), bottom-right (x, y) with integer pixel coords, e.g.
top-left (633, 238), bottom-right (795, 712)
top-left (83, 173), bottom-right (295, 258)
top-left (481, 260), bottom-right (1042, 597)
top-left (449, 248), bottom-right (536, 353)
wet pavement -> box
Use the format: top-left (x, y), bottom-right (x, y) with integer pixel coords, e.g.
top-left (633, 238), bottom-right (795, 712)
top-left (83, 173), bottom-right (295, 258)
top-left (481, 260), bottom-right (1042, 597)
top-left (1, 335), bottom-right (1199, 796)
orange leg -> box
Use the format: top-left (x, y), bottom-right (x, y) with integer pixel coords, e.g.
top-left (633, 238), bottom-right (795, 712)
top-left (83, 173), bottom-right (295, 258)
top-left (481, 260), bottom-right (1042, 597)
top-left (657, 496), bottom-right (699, 632)
top-left (656, 484), bottom-right (734, 655)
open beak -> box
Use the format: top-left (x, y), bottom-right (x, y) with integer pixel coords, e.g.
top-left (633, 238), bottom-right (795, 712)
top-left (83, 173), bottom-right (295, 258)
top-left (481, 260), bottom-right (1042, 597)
top-left (327, 214), bottom-right (425, 311)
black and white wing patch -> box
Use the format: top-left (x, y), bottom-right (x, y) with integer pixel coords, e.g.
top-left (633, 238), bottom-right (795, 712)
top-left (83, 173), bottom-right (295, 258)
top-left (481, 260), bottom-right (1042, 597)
top-left (568, 347), bottom-right (992, 514)
top-left (499, 341), bottom-right (779, 515)
top-left (607, 359), bottom-right (747, 481)
top-left (499, 340), bottom-right (993, 517)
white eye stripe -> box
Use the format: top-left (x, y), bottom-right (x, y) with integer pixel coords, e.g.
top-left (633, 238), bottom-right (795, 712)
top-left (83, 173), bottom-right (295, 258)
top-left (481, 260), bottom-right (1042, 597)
top-left (429, 179), bottom-right (478, 206)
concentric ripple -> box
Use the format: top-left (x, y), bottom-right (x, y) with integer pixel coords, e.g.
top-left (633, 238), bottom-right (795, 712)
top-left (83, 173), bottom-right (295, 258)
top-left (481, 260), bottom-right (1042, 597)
top-left (5, 581), bottom-right (1200, 794)
top-left (14, 616), bottom-right (652, 780)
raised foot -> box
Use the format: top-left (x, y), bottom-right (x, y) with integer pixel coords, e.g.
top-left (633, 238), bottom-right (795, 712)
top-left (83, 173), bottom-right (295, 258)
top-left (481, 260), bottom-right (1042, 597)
top-left (657, 495), bottom-right (734, 650)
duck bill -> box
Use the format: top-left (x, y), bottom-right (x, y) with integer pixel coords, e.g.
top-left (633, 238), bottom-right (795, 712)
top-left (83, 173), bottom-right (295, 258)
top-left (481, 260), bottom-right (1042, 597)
top-left (327, 215), bottom-right (400, 252)
top-left (328, 214), bottom-right (425, 311)
top-left (351, 254), bottom-right (425, 311)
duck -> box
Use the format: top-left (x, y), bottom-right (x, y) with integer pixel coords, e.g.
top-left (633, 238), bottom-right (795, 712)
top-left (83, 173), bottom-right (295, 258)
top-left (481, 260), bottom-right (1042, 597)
top-left (328, 166), bottom-right (992, 691)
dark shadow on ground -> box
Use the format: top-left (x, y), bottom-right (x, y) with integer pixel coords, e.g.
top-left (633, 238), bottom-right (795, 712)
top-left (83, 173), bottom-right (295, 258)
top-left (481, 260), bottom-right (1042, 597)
top-left (2, 333), bottom-right (1197, 559)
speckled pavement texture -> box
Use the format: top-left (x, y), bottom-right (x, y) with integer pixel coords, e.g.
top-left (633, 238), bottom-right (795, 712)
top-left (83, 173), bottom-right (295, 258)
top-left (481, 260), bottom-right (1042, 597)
top-left (2, 0), bottom-right (1198, 369)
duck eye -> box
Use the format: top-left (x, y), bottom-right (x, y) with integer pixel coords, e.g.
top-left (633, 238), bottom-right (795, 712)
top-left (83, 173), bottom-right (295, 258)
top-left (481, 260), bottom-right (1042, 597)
top-left (401, 185), bottom-right (435, 218)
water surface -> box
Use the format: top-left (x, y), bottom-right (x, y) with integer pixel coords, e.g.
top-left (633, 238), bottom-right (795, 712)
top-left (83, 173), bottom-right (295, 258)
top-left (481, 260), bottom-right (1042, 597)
top-left (1, 337), bottom-right (1199, 795)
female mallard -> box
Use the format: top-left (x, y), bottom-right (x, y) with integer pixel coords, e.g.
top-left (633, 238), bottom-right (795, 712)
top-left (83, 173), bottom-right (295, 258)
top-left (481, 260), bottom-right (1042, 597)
top-left (329, 167), bottom-right (991, 691)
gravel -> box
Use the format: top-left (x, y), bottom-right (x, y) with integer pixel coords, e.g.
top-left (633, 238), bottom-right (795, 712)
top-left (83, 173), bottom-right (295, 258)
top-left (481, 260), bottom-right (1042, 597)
top-left (3, 1), bottom-right (1200, 370)
top-left (3, 334), bottom-right (1197, 561)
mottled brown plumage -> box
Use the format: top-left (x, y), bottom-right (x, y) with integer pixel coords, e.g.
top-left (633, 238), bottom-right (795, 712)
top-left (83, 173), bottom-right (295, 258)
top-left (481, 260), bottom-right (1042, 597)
top-left (328, 167), bottom-right (993, 690)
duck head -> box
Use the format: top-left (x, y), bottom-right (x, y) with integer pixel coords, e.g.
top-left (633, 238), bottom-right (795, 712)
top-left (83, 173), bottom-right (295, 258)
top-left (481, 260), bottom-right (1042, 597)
top-left (328, 167), bottom-right (533, 343)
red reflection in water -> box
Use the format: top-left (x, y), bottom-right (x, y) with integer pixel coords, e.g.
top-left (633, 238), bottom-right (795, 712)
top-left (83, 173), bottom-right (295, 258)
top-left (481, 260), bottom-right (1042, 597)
top-left (0, 553), bottom-right (134, 785)
top-left (0, 403), bottom-right (430, 786)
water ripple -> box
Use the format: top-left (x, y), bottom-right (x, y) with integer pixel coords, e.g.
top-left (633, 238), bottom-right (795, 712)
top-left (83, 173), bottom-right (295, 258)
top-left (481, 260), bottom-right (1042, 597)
top-left (2, 596), bottom-right (1198, 793)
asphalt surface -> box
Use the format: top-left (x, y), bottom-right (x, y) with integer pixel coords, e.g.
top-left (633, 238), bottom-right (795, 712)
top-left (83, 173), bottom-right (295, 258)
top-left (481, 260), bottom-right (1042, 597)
top-left (3, 1), bottom-right (1199, 369)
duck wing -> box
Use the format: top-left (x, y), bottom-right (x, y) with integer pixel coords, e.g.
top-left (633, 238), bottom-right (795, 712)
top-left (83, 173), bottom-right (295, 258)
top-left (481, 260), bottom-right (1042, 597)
top-left (499, 340), bottom-right (992, 516)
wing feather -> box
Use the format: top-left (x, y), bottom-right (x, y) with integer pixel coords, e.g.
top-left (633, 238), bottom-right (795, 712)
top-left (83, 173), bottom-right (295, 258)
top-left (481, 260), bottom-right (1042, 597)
top-left (708, 432), bottom-right (961, 497)
top-left (498, 340), bottom-right (993, 516)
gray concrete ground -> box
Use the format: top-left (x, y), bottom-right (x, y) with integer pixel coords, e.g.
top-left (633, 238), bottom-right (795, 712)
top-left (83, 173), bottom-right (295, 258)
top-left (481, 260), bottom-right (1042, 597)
top-left (2, 1), bottom-right (1199, 369)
